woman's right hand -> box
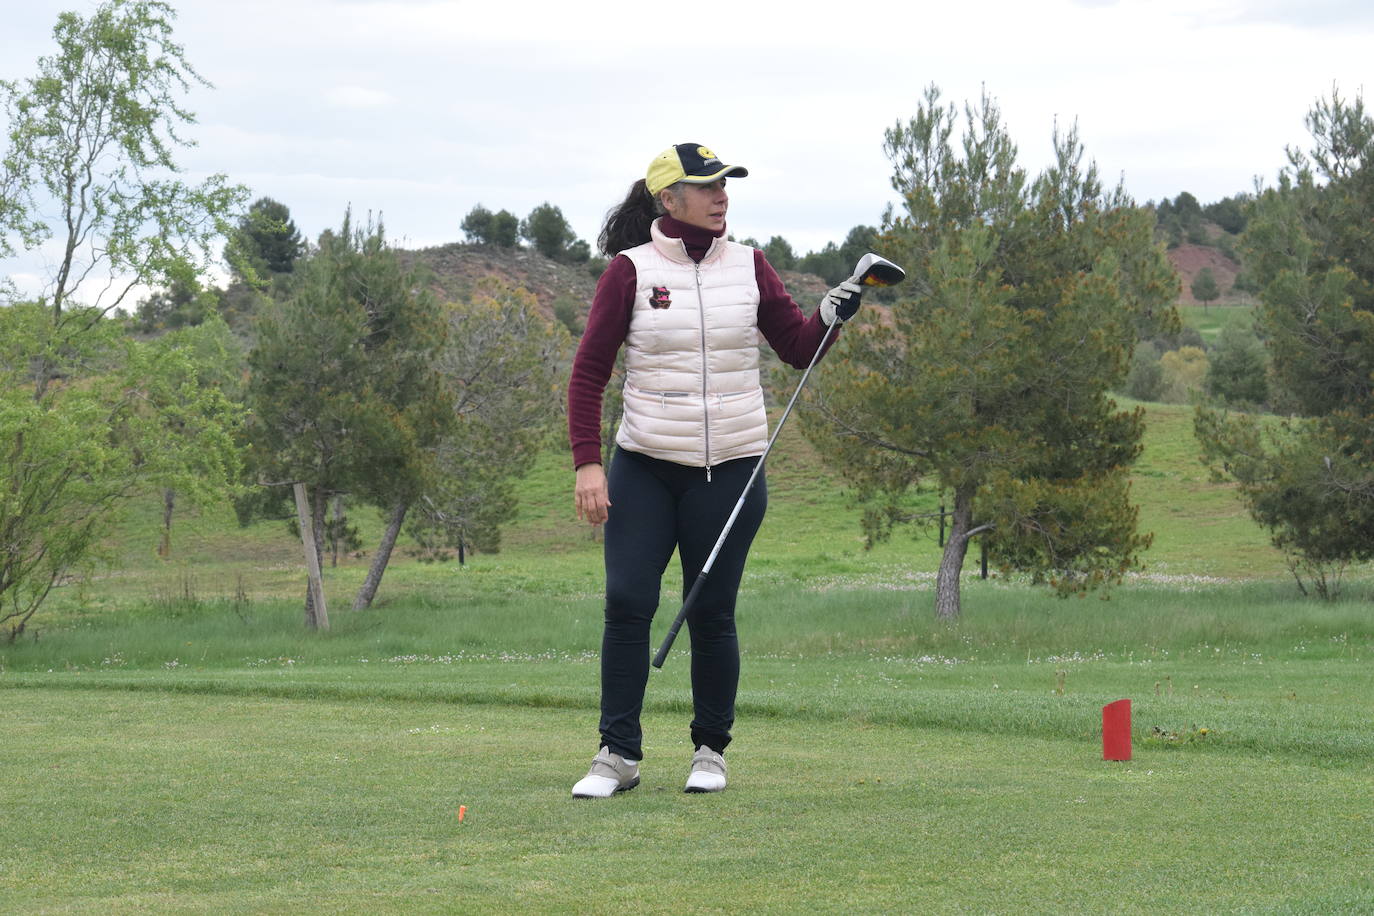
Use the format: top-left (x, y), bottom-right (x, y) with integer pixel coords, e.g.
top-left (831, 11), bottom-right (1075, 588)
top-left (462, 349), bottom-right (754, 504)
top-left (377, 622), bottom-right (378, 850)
top-left (574, 463), bottom-right (611, 525)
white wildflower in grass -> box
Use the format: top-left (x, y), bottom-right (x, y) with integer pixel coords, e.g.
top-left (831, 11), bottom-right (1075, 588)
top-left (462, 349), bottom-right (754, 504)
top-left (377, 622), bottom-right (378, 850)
top-left (246, 657), bottom-right (300, 668)
top-left (1123, 572), bottom-right (1235, 591)
top-left (381, 650), bottom-right (597, 665)
top-left (1027, 651), bottom-right (1108, 665)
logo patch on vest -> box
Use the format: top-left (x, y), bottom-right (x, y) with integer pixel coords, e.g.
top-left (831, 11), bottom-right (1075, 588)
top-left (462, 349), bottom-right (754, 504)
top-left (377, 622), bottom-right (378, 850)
top-left (649, 286), bottom-right (672, 309)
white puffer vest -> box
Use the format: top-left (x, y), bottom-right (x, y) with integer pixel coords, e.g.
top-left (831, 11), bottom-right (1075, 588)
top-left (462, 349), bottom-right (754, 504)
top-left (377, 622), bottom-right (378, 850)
top-left (616, 219), bottom-right (767, 470)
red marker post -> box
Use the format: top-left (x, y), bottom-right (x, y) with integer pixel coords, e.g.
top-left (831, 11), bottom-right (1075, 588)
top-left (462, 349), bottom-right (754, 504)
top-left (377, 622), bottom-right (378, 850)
top-left (1102, 699), bottom-right (1132, 761)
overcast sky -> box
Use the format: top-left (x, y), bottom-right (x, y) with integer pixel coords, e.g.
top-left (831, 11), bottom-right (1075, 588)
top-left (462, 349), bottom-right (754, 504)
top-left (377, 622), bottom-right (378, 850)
top-left (2, 0), bottom-right (1371, 300)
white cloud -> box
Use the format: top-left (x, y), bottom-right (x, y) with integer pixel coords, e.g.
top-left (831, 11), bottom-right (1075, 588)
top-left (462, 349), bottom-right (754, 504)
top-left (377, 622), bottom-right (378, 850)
top-left (324, 85), bottom-right (395, 109)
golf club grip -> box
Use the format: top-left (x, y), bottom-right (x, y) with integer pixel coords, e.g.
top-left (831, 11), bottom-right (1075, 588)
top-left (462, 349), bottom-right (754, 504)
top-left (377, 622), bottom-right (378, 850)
top-left (651, 569), bottom-right (710, 668)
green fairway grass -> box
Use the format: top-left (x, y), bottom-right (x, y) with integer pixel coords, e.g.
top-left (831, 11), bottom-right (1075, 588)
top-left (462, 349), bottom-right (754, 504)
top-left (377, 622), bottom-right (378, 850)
top-left (5, 581), bottom-right (1374, 912)
top-left (7, 692), bottom-right (1374, 915)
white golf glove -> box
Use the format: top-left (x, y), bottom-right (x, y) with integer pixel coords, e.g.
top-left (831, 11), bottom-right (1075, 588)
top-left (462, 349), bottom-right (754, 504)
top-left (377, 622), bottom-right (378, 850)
top-left (819, 280), bottom-right (863, 326)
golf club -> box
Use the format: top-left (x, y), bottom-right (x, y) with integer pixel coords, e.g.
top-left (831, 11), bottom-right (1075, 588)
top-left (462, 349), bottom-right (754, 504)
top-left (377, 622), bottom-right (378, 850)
top-left (651, 252), bottom-right (906, 669)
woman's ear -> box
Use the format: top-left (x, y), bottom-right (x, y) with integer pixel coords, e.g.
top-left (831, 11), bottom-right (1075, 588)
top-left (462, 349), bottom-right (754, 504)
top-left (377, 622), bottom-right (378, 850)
top-left (658, 189), bottom-right (679, 215)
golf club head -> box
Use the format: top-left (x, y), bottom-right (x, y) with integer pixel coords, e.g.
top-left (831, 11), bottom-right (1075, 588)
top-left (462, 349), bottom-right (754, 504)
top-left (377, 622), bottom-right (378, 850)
top-left (850, 252), bottom-right (906, 287)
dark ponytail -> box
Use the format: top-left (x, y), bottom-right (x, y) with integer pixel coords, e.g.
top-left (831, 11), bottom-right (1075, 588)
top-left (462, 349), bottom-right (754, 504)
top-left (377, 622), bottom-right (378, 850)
top-left (598, 179), bottom-right (660, 257)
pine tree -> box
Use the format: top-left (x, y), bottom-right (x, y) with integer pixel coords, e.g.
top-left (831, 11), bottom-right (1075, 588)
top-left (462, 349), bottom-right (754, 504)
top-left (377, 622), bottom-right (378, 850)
top-left (244, 211), bottom-right (452, 624)
top-left (794, 85), bottom-right (1178, 618)
top-left (1196, 87), bottom-right (1374, 596)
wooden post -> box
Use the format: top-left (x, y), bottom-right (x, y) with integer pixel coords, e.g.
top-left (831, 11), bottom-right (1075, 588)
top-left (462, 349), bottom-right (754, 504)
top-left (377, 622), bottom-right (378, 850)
top-left (981, 536), bottom-right (989, 579)
top-left (938, 503), bottom-right (946, 547)
top-left (293, 483), bottom-right (329, 631)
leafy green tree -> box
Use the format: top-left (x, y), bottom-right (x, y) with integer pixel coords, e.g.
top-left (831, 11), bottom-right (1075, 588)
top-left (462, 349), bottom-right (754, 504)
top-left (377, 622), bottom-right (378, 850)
top-left (0, 0), bottom-right (245, 324)
top-left (1197, 87), bottom-right (1374, 594)
top-left (406, 279), bottom-right (569, 565)
top-left (0, 304), bottom-right (240, 639)
top-left (0, 0), bottom-right (246, 637)
top-left (520, 202), bottom-right (577, 260)
top-left (143, 312), bottom-right (246, 556)
top-left (132, 266), bottom-right (229, 333)
top-left (795, 85), bottom-right (1177, 618)
top-left (244, 212), bottom-right (453, 622)
top-left (1191, 267), bottom-right (1221, 305)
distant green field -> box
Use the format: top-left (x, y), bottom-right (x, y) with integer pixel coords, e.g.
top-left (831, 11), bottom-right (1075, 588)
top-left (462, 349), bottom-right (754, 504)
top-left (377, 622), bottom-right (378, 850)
top-left (38, 397), bottom-right (1289, 630)
top-left (1179, 302), bottom-right (1256, 343)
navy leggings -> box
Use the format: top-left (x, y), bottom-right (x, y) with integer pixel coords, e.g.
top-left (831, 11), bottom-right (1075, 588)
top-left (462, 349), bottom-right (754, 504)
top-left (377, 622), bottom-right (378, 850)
top-left (598, 446), bottom-right (767, 761)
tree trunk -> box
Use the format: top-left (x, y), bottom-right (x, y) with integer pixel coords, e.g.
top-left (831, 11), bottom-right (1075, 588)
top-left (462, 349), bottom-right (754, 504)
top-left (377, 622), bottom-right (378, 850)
top-left (935, 487), bottom-right (977, 620)
top-left (157, 488), bottom-right (175, 558)
top-left (294, 483), bottom-right (329, 631)
top-left (353, 500), bottom-right (408, 611)
top-left (330, 494), bottom-right (345, 567)
top-left (312, 486), bottom-right (328, 569)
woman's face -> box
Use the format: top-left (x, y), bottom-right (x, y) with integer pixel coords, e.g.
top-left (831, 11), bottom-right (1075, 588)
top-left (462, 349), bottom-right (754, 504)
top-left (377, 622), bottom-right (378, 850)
top-left (662, 179), bottom-right (728, 232)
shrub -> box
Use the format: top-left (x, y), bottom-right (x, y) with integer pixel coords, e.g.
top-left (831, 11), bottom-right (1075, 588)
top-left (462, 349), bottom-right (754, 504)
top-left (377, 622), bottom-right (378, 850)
top-left (1124, 347), bottom-right (1165, 401)
top-left (1160, 346), bottom-right (1209, 403)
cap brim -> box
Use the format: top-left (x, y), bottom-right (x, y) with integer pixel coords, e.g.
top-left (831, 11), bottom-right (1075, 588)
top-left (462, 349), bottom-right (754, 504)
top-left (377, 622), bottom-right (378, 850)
top-left (680, 165), bottom-right (748, 184)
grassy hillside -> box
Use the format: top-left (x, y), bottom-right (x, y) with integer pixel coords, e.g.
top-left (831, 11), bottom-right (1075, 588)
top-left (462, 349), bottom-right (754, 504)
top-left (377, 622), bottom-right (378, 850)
top-left (1126, 399), bottom-right (1282, 578)
top-left (34, 396), bottom-right (1294, 633)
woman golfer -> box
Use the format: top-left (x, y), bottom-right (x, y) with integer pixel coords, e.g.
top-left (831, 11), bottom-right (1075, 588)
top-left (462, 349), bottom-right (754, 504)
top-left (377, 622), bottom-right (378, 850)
top-left (567, 143), bottom-right (863, 797)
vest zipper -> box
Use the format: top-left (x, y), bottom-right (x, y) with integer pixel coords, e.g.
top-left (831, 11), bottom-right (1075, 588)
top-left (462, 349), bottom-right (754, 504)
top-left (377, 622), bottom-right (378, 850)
top-left (694, 263), bottom-right (711, 482)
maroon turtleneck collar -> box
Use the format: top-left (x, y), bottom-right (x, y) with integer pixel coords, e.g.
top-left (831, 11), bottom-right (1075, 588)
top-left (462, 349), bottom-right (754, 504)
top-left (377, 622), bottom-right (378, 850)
top-left (658, 215), bottom-right (726, 263)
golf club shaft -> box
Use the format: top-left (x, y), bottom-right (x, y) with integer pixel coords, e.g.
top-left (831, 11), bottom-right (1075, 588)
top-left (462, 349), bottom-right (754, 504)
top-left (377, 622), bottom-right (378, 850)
top-left (651, 312), bottom-right (844, 669)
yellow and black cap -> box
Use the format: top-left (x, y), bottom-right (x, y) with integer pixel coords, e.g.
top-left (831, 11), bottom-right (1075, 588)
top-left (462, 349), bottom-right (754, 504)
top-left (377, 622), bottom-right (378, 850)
top-left (646, 143), bottom-right (749, 196)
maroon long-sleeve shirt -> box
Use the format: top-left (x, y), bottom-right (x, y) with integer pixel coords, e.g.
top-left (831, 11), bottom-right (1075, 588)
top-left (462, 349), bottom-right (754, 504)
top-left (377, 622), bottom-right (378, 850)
top-left (567, 215), bottom-right (836, 469)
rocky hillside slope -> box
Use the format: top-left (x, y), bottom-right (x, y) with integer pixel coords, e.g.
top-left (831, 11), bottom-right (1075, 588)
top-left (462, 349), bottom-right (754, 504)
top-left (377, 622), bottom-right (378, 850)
top-left (1167, 242), bottom-right (1243, 305)
top-left (405, 242), bottom-right (833, 327)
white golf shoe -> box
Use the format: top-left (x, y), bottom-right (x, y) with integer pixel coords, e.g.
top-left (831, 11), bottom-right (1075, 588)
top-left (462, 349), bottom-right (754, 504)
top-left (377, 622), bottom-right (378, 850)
top-left (571, 746), bottom-right (640, 798)
top-left (684, 746), bottom-right (727, 793)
